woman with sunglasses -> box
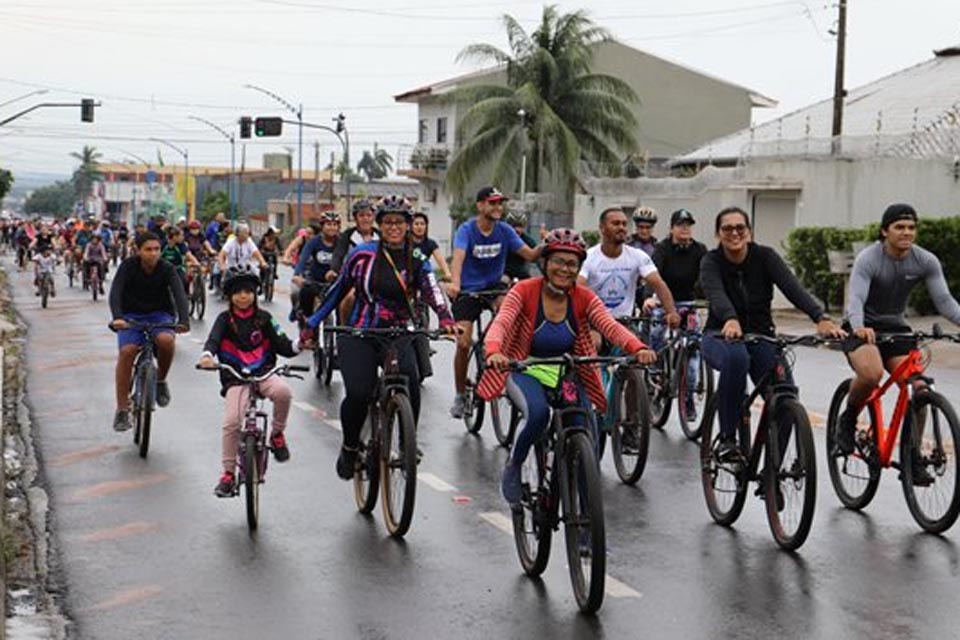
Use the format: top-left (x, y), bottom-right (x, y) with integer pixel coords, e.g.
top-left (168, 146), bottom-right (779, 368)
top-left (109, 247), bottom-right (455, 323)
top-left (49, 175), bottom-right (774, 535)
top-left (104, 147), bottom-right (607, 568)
top-left (700, 206), bottom-right (845, 461)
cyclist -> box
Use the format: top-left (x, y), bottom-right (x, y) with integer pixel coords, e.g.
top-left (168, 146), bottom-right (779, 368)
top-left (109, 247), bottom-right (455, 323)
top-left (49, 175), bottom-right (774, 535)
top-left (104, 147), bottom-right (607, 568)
top-left (185, 219), bottom-right (215, 260)
top-left (218, 223), bottom-right (267, 274)
top-left (160, 225), bottom-right (200, 289)
top-left (83, 234), bottom-right (109, 295)
top-left (411, 212), bottom-right (452, 282)
top-left (448, 186), bottom-right (540, 418)
top-left (293, 213), bottom-right (339, 322)
top-left (29, 226), bottom-right (56, 294)
top-left (108, 232), bottom-right (190, 432)
top-left (836, 204), bottom-right (960, 477)
top-left (32, 245), bottom-right (57, 298)
top-left (282, 226), bottom-right (315, 267)
top-left (329, 200), bottom-right (380, 277)
top-left (700, 206), bottom-right (844, 461)
top-left (116, 220), bottom-right (130, 258)
top-left (198, 267), bottom-right (311, 497)
top-left (258, 226), bottom-right (283, 283)
top-left (628, 206), bottom-right (658, 256)
top-left (479, 229), bottom-right (657, 504)
top-left (305, 196), bottom-right (457, 480)
top-left (503, 209), bottom-right (539, 281)
top-left (642, 208), bottom-right (709, 418)
top-left (99, 221), bottom-right (114, 262)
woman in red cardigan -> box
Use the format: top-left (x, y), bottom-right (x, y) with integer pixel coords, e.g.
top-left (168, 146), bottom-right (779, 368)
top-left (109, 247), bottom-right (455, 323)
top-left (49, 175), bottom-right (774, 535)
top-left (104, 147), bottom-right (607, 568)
top-left (479, 229), bottom-right (656, 505)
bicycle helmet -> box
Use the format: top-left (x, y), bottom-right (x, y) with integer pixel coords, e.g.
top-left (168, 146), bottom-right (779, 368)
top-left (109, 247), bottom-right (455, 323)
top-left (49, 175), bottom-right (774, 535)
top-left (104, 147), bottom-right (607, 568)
top-left (632, 206), bottom-right (658, 225)
top-left (222, 265), bottom-right (260, 296)
top-left (541, 228), bottom-right (587, 262)
top-left (375, 195), bottom-right (413, 223)
top-left (187, 220), bottom-right (201, 230)
top-left (320, 211), bottom-right (341, 223)
top-left (505, 209), bottom-right (527, 226)
top-left (351, 199), bottom-right (373, 216)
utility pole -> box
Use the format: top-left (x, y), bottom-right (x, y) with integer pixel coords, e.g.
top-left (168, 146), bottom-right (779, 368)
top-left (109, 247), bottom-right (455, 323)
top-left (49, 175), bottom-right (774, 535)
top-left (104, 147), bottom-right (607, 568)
top-left (831, 0), bottom-right (848, 155)
top-left (314, 141), bottom-right (320, 204)
top-left (329, 152), bottom-right (335, 207)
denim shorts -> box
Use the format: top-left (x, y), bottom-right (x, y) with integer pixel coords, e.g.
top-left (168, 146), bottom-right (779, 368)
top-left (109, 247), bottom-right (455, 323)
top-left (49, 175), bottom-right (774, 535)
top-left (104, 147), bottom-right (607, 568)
top-left (116, 311), bottom-right (176, 349)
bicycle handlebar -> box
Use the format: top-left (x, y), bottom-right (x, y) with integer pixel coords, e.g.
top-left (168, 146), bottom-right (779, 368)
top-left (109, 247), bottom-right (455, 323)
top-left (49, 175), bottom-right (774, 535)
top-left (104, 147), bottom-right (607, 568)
top-left (195, 362), bottom-right (310, 381)
top-left (327, 325), bottom-right (453, 341)
top-left (457, 289), bottom-right (507, 300)
top-left (738, 333), bottom-right (839, 347)
top-left (507, 353), bottom-right (641, 371)
top-left (107, 320), bottom-right (181, 333)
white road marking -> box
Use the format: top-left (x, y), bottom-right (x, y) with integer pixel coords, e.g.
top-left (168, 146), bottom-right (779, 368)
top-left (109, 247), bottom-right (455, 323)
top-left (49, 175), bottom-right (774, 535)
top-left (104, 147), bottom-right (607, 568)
top-left (324, 418), bottom-right (342, 432)
top-left (479, 511), bottom-right (643, 600)
top-left (293, 401), bottom-right (315, 412)
top-left (190, 338), bottom-right (203, 344)
top-left (418, 473), bottom-right (457, 493)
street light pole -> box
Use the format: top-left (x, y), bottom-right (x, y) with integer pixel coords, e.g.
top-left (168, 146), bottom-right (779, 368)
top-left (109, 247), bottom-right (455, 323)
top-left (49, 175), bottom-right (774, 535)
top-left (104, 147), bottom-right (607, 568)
top-left (188, 116), bottom-right (237, 222)
top-left (244, 84), bottom-right (304, 228)
top-left (335, 114), bottom-right (350, 213)
top-left (517, 109), bottom-right (527, 205)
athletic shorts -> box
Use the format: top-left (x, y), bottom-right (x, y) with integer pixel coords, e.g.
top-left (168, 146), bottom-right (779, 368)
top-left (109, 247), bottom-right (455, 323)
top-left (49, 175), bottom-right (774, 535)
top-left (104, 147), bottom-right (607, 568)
top-left (452, 283), bottom-right (509, 323)
top-left (840, 321), bottom-right (915, 362)
top-left (116, 311), bottom-right (176, 349)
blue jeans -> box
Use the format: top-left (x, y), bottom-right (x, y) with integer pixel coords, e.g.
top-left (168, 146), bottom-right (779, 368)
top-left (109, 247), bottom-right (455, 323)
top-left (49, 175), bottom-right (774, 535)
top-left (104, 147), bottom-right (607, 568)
top-left (650, 306), bottom-right (700, 403)
top-left (701, 334), bottom-right (791, 438)
top-left (506, 372), bottom-right (595, 466)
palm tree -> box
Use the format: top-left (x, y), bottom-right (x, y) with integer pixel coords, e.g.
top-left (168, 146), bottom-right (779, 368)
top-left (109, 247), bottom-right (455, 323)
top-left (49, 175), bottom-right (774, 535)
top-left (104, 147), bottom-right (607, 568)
top-left (70, 144), bottom-right (103, 202)
top-left (445, 6), bottom-right (639, 197)
top-left (357, 144), bottom-right (394, 181)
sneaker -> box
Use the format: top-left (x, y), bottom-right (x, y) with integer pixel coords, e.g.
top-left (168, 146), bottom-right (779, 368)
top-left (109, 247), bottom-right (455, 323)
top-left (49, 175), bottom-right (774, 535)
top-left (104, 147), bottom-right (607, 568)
top-left (501, 459), bottom-right (522, 505)
top-left (910, 453), bottom-right (935, 487)
top-left (214, 471), bottom-right (236, 498)
top-left (336, 446), bottom-right (358, 480)
top-left (716, 435), bottom-right (741, 463)
top-left (270, 431), bottom-right (290, 463)
top-left (835, 407), bottom-right (858, 456)
top-left (450, 394), bottom-right (466, 419)
top-left (155, 380), bottom-right (170, 407)
top-left (112, 409), bottom-right (133, 432)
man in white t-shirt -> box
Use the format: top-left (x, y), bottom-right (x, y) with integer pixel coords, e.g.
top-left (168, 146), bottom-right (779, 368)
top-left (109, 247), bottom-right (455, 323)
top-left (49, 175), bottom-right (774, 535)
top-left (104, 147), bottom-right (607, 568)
top-left (218, 223), bottom-right (267, 275)
top-left (579, 207), bottom-right (680, 349)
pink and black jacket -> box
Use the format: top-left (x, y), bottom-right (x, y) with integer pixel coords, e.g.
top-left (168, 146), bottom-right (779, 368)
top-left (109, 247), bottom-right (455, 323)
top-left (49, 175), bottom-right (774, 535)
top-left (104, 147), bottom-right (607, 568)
top-left (202, 307), bottom-right (298, 394)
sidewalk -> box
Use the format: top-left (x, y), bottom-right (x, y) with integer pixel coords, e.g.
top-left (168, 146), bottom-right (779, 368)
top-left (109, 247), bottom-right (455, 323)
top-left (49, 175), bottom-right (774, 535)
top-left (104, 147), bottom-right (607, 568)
top-left (772, 309), bottom-right (960, 368)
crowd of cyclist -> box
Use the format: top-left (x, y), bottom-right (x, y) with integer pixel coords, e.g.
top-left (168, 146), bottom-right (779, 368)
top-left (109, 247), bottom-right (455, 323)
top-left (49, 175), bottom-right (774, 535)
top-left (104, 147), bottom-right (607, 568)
top-left (7, 188), bottom-right (959, 504)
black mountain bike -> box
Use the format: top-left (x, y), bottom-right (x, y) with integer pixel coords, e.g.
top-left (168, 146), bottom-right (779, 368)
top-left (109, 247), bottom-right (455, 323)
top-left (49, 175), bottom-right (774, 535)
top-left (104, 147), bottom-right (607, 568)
top-left (459, 289), bottom-right (513, 445)
top-left (700, 334), bottom-right (825, 550)
top-left (260, 260), bottom-right (276, 303)
top-left (332, 326), bottom-right (448, 538)
top-left (188, 263), bottom-right (207, 320)
top-left (509, 353), bottom-right (631, 614)
top-left (38, 270), bottom-right (54, 309)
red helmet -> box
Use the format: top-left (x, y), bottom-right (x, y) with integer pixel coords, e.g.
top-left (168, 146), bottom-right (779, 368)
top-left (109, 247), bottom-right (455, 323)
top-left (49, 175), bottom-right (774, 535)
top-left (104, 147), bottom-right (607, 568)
top-left (541, 228), bottom-right (587, 261)
top-left (187, 220), bottom-right (201, 230)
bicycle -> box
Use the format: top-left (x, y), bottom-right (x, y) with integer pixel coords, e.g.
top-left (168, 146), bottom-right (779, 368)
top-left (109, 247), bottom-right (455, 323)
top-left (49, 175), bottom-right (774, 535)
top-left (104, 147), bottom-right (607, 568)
top-left (825, 327), bottom-right (960, 533)
top-left (38, 270), bottom-right (54, 309)
top-left (644, 304), bottom-right (715, 440)
top-left (260, 260), bottom-right (276, 303)
top-left (88, 261), bottom-right (103, 302)
top-left (296, 281), bottom-right (337, 385)
top-left (700, 334), bottom-right (825, 550)
top-left (111, 321), bottom-right (178, 458)
top-left (509, 353), bottom-right (630, 614)
top-left (332, 325), bottom-right (448, 538)
top-left (598, 317), bottom-right (652, 485)
top-left (459, 289), bottom-right (512, 445)
top-left (188, 263), bottom-right (207, 320)
top-left (64, 249), bottom-right (76, 288)
top-left (196, 362), bottom-right (308, 531)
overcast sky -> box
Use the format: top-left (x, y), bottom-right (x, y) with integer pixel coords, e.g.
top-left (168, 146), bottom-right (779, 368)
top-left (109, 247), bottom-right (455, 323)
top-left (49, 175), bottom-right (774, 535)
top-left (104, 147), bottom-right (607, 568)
top-left (1, 0), bottom-right (958, 178)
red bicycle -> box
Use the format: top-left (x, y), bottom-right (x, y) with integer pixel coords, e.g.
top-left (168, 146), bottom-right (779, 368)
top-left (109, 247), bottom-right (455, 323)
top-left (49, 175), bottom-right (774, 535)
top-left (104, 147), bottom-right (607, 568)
top-left (826, 327), bottom-right (960, 533)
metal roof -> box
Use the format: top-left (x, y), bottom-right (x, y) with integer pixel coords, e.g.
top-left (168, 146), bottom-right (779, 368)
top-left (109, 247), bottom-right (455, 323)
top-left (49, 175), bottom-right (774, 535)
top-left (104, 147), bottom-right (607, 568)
top-left (672, 46), bottom-right (960, 165)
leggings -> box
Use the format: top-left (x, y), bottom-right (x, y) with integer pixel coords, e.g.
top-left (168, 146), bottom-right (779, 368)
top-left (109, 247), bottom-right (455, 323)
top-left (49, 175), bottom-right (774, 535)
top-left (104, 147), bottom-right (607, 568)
top-left (506, 372), bottom-right (594, 466)
top-left (338, 335), bottom-right (421, 449)
top-left (221, 376), bottom-right (292, 472)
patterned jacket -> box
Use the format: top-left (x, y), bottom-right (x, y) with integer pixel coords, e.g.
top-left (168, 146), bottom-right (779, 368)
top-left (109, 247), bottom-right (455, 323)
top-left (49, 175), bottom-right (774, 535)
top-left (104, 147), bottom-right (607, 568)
top-left (477, 278), bottom-right (645, 412)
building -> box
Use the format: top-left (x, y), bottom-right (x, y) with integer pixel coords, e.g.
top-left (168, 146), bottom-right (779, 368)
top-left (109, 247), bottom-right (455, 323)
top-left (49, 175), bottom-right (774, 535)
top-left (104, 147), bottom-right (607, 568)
top-left (394, 39), bottom-right (776, 248)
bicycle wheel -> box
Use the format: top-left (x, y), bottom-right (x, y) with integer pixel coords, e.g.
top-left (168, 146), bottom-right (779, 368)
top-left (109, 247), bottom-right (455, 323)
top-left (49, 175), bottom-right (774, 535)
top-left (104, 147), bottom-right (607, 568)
top-left (40, 278), bottom-right (48, 308)
top-left (67, 263), bottom-right (75, 288)
top-left (196, 276), bottom-right (206, 320)
top-left (313, 337), bottom-right (325, 381)
top-left (323, 326), bottom-right (336, 387)
top-left (244, 434), bottom-right (260, 531)
top-left (492, 393), bottom-right (515, 447)
top-left (560, 431), bottom-right (606, 614)
top-left (678, 348), bottom-right (714, 441)
top-left (646, 359), bottom-right (672, 430)
top-left (764, 399), bottom-right (817, 550)
top-left (900, 391), bottom-right (960, 534)
top-left (262, 269), bottom-right (274, 302)
top-left (699, 396), bottom-right (748, 526)
top-left (512, 441), bottom-right (553, 576)
top-left (825, 379), bottom-right (881, 510)
top-left (353, 414), bottom-right (380, 514)
top-left (91, 272), bottom-right (99, 301)
top-left (463, 345), bottom-right (485, 434)
top-left (611, 367), bottom-right (651, 485)
top-left (380, 393), bottom-right (418, 537)
top-left (137, 364), bottom-right (155, 458)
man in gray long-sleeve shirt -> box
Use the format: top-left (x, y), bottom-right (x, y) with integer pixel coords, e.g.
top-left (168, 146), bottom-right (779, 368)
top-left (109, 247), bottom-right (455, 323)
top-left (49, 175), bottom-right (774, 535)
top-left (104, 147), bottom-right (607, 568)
top-left (837, 204), bottom-right (960, 475)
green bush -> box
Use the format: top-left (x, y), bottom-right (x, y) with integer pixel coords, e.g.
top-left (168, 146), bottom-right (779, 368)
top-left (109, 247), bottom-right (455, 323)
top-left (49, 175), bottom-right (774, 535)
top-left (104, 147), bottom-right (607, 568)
top-left (783, 226), bottom-right (867, 311)
top-left (910, 217), bottom-right (960, 314)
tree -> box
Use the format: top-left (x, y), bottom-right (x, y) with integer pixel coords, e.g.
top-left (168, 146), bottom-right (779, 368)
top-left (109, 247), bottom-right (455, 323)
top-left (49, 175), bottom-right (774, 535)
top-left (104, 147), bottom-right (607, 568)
top-left (199, 190), bottom-right (230, 223)
top-left (70, 144), bottom-right (103, 201)
top-left (24, 181), bottom-right (75, 216)
top-left (326, 159), bottom-right (363, 183)
top-left (446, 5), bottom-right (638, 197)
top-left (0, 168), bottom-right (13, 203)
top-left (356, 145), bottom-right (393, 181)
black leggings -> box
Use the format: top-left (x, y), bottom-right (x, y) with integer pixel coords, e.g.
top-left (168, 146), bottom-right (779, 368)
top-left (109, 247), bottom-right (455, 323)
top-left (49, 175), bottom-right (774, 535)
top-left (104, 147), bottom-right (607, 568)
top-left (337, 335), bottom-right (420, 449)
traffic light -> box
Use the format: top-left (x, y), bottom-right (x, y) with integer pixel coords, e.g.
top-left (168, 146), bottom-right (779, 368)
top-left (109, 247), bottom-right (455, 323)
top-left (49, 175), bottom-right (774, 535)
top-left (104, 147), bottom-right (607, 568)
top-left (81, 98), bottom-right (95, 123)
top-left (335, 113), bottom-right (345, 133)
top-left (239, 116), bottom-right (252, 139)
top-left (254, 117), bottom-right (283, 137)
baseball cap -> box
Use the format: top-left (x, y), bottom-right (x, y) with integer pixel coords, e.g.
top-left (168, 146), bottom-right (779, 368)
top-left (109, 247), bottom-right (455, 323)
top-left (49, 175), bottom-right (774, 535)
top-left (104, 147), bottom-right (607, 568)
top-left (880, 203), bottom-right (917, 229)
top-left (670, 209), bottom-right (696, 226)
top-left (476, 186), bottom-right (508, 203)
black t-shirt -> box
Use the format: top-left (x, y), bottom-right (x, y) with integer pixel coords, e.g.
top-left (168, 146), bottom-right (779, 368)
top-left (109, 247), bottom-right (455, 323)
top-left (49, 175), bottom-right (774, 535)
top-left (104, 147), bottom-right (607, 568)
top-left (413, 237), bottom-right (439, 262)
top-left (650, 238), bottom-right (707, 302)
top-left (108, 256), bottom-right (190, 323)
top-left (373, 246), bottom-right (417, 312)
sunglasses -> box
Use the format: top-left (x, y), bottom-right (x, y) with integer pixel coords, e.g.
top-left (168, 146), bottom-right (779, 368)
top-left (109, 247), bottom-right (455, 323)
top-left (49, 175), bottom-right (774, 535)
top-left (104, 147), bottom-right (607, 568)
top-left (719, 224), bottom-right (748, 236)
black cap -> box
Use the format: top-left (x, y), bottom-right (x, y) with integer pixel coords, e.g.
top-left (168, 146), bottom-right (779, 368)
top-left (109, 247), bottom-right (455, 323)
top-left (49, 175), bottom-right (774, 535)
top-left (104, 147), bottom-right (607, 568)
top-left (881, 203), bottom-right (917, 229)
top-left (670, 208), bottom-right (696, 226)
top-left (476, 186), bottom-right (508, 203)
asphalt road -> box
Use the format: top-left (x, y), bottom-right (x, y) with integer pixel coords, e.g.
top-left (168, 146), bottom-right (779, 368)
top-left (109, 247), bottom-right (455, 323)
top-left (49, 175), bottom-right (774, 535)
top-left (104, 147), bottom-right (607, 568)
top-left (7, 256), bottom-right (960, 640)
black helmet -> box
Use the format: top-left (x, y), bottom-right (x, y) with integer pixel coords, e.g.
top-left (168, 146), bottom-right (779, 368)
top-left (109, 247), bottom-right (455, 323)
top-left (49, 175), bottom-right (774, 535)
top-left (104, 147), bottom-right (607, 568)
top-left (351, 199), bottom-right (373, 216)
top-left (222, 265), bottom-right (260, 296)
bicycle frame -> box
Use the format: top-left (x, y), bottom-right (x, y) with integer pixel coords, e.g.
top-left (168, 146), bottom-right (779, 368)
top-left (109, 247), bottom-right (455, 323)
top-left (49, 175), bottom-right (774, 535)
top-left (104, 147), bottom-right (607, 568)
top-left (861, 347), bottom-right (927, 468)
top-left (237, 384), bottom-right (270, 485)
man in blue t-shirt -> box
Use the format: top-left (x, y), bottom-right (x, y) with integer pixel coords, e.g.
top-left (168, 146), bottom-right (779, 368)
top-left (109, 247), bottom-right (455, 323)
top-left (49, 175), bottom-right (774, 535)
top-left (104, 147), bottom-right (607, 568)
top-left (448, 186), bottom-right (540, 418)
